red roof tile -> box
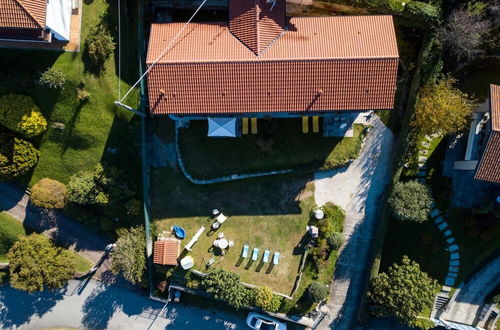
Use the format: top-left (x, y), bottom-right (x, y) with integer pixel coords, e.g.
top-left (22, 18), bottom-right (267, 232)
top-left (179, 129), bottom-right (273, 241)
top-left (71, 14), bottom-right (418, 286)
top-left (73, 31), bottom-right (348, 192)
top-left (153, 239), bottom-right (180, 266)
top-left (147, 15), bottom-right (399, 115)
top-left (0, 0), bottom-right (46, 29)
top-left (475, 85), bottom-right (500, 184)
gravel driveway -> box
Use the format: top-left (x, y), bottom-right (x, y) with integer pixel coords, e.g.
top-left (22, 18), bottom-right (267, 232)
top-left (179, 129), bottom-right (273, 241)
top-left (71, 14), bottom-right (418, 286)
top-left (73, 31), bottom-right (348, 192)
top-left (314, 115), bottom-right (394, 329)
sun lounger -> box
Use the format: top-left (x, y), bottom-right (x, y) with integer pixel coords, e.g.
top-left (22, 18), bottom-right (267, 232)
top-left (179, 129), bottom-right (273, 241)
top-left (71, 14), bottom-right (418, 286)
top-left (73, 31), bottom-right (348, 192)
top-left (251, 247), bottom-right (259, 261)
top-left (302, 116), bottom-right (309, 133)
top-left (263, 250), bottom-right (270, 263)
top-left (251, 118), bottom-right (257, 134)
top-left (184, 226), bottom-right (205, 251)
top-left (242, 118), bottom-right (249, 135)
top-left (312, 116), bottom-right (319, 133)
top-left (273, 252), bottom-right (280, 265)
top-left (242, 244), bottom-right (249, 258)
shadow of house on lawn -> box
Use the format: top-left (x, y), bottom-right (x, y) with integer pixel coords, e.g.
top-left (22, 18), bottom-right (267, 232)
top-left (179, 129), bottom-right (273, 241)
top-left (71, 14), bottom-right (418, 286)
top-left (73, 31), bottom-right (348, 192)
top-left (0, 285), bottom-right (66, 328)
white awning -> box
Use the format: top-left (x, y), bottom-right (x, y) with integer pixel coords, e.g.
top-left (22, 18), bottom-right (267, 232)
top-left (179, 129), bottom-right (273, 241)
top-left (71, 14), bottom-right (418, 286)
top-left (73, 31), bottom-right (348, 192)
top-left (46, 0), bottom-right (72, 41)
top-left (207, 117), bottom-right (237, 137)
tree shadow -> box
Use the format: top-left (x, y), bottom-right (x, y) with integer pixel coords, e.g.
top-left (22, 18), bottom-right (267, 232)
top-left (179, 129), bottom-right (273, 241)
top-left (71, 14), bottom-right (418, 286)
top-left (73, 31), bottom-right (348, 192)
top-left (0, 285), bottom-right (66, 328)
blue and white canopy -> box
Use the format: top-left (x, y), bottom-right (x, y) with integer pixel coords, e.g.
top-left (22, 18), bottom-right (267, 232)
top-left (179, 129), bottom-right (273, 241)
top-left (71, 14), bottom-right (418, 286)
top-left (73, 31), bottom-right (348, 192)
top-left (207, 117), bottom-right (237, 137)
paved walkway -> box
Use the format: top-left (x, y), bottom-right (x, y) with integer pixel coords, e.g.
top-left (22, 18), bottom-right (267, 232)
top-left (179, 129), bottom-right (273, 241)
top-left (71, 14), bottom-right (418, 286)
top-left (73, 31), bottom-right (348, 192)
top-left (314, 115), bottom-right (394, 329)
top-left (0, 279), bottom-right (246, 329)
top-left (441, 256), bottom-right (500, 325)
top-left (0, 180), bottom-right (111, 274)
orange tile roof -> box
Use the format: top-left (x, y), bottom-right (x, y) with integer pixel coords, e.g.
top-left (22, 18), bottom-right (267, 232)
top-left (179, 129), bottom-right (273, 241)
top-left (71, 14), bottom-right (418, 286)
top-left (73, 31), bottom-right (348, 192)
top-left (147, 15), bottom-right (399, 115)
top-left (475, 85), bottom-right (500, 184)
top-left (0, 0), bottom-right (46, 29)
top-left (153, 239), bottom-right (180, 266)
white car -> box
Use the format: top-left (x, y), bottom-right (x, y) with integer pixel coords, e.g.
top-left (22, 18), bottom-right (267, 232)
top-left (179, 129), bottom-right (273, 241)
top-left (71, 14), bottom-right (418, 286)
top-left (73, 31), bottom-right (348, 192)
top-left (246, 312), bottom-right (287, 330)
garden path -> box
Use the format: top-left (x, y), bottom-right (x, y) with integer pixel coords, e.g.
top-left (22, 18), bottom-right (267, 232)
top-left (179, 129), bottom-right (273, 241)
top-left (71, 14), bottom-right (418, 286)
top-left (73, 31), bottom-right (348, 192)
top-left (314, 115), bottom-right (394, 329)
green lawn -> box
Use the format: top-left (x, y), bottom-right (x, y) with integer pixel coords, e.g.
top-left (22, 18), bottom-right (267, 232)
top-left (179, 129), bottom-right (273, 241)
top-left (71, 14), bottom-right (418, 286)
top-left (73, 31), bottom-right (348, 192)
top-left (179, 119), bottom-right (367, 178)
top-left (0, 0), bottom-right (139, 187)
top-left (0, 212), bottom-right (91, 273)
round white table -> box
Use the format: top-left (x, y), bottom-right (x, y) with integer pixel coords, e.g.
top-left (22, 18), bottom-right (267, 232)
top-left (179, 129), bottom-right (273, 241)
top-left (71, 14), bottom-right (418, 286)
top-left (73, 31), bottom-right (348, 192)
top-left (218, 238), bottom-right (229, 249)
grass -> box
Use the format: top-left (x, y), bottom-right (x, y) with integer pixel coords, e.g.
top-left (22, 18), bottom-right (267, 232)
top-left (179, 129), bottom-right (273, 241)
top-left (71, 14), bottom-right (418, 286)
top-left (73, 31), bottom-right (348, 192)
top-left (0, 0), bottom-right (140, 187)
top-left (152, 168), bottom-right (316, 295)
top-left (179, 119), bottom-right (367, 178)
top-left (0, 212), bottom-right (92, 273)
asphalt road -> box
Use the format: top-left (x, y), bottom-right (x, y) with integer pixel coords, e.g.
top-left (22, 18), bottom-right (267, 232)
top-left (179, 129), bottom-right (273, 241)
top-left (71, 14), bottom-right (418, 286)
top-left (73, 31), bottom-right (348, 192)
top-left (0, 279), bottom-right (247, 329)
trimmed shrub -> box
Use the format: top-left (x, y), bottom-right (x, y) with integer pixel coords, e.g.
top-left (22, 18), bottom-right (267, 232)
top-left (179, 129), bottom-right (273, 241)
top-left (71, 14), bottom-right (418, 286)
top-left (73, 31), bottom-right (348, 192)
top-left (327, 232), bottom-right (344, 250)
top-left (306, 281), bottom-right (328, 303)
top-left (389, 180), bottom-right (433, 223)
top-left (0, 131), bottom-right (39, 177)
top-left (85, 25), bottom-right (115, 71)
top-left (253, 286), bottom-right (282, 312)
top-left (201, 268), bottom-right (249, 309)
top-left (38, 67), bottom-right (66, 89)
top-left (0, 94), bottom-right (47, 138)
top-left (31, 178), bottom-right (68, 209)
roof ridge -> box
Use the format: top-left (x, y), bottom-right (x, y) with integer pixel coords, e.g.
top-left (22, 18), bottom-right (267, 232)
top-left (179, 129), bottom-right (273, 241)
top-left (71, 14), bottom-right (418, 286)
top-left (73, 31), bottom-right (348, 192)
top-left (14, 0), bottom-right (44, 28)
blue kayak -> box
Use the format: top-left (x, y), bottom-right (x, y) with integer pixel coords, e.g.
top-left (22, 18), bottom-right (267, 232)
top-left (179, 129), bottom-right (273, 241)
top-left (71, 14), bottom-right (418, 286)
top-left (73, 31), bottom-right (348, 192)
top-left (173, 226), bottom-right (186, 239)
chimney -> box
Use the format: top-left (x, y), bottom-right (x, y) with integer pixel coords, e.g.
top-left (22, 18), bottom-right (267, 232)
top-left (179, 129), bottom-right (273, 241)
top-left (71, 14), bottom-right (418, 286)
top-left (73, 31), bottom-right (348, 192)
top-left (229, 0), bottom-right (286, 55)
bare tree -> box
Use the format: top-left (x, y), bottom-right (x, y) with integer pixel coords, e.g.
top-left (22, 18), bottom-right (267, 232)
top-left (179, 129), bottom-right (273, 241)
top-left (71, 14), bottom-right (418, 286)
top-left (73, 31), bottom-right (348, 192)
top-left (437, 8), bottom-right (491, 63)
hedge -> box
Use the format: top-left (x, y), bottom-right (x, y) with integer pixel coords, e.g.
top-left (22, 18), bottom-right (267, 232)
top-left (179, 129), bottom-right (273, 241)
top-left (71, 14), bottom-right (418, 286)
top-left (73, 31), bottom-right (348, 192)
top-left (0, 130), bottom-right (40, 177)
top-left (0, 94), bottom-right (47, 138)
top-left (31, 178), bottom-right (68, 209)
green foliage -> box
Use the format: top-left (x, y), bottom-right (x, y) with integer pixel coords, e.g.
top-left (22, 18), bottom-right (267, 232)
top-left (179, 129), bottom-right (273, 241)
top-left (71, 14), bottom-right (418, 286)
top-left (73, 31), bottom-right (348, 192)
top-left (389, 180), bottom-right (433, 223)
top-left (414, 78), bottom-right (475, 136)
top-left (0, 130), bottom-right (39, 177)
top-left (77, 87), bottom-right (91, 102)
top-left (368, 256), bottom-right (438, 326)
top-left (0, 270), bottom-right (7, 284)
top-left (253, 286), bottom-right (282, 312)
top-left (110, 226), bottom-right (146, 284)
top-left (38, 67), bottom-right (66, 89)
top-left (67, 163), bottom-right (134, 206)
top-left (327, 232), bottom-right (344, 250)
top-left (30, 178), bottom-right (68, 209)
top-left (403, 1), bottom-right (441, 27)
top-left (322, 203), bottom-right (345, 232)
top-left (0, 94), bottom-right (47, 138)
top-left (7, 233), bottom-right (76, 292)
top-left (306, 281), bottom-right (329, 303)
top-left (85, 25), bottom-right (115, 71)
top-left (201, 268), bottom-right (249, 309)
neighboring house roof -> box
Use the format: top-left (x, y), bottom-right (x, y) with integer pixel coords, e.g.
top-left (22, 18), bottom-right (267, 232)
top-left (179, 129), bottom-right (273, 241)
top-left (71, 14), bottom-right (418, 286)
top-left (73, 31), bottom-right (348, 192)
top-left (0, 0), bottom-right (46, 29)
top-left (153, 238), bottom-right (180, 266)
top-left (147, 15), bottom-right (399, 115)
top-left (475, 84), bottom-right (500, 184)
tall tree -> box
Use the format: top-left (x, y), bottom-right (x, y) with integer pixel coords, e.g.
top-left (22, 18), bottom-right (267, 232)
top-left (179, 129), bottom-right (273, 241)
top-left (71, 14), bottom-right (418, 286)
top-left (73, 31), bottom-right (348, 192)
top-left (7, 234), bottom-right (76, 293)
top-left (201, 268), bottom-right (249, 309)
top-left (414, 77), bottom-right (474, 136)
top-left (368, 256), bottom-right (439, 327)
top-left (110, 226), bottom-right (146, 284)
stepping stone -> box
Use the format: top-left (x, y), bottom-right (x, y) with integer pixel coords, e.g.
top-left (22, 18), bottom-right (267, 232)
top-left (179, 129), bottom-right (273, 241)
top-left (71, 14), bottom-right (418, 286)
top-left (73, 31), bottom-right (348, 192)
top-left (448, 272), bottom-right (458, 278)
top-left (445, 277), bottom-right (456, 286)
top-left (448, 266), bottom-right (459, 273)
top-left (418, 156), bottom-right (428, 163)
top-left (438, 222), bottom-right (448, 231)
top-left (434, 216), bottom-right (444, 224)
top-left (446, 237), bottom-right (455, 244)
top-left (450, 260), bottom-right (460, 267)
top-left (421, 141), bottom-right (430, 148)
top-left (425, 135), bottom-right (433, 142)
top-left (441, 285), bottom-right (452, 293)
top-left (421, 149), bottom-right (428, 155)
top-left (444, 230), bottom-right (452, 237)
top-left (450, 252), bottom-right (460, 260)
top-left (449, 244), bottom-right (459, 252)
top-left (430, 209), bottom-right (441, 218)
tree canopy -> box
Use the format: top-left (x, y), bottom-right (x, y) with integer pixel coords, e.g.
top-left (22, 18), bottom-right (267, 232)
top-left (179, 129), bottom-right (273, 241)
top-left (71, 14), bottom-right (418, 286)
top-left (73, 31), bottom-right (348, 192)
top-left (0, 130), bottom-right (39, 177)
top-left (110, 226), bottom-right (146, 284)
top-left (414, 78), bottom-right (474, 136)
top-left (7, 234), bottom-right (76, 293)
top-left (368, 256), bottom-right (438, 327)
top-left (31, 178), bottom-right (68, 209)
top-left (201, 268), bottom-right (249, 309)
top-left (389, 180), bottom-right (433, 223)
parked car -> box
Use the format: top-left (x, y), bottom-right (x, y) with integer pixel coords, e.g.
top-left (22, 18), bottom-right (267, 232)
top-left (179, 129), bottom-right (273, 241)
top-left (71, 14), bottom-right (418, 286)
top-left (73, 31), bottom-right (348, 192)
top-left (246, 313), bottom-right (287, 330)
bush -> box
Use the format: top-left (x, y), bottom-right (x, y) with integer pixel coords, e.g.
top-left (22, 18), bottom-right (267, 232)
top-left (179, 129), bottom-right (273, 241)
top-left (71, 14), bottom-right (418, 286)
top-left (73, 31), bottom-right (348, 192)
top-left (0, 131), bottom-right (39, 177)
top-left (110, 226), bottom-right (146, 284)
top-left (85, 25), bottom-right (115, 71)
top-left (306, 281), bottom-right (328, 303)
top-left (77, 87), bottom-right (90, 102)
top-left (327, 232), bottom-right (344, 250)
top-left (0, 94), bottom-right (47, 138)
top-left (403, 1), bottom-right (441, 27)
top-left (38, 67), bottom-right (66, 89)
top-left (30, 178), bottom-right (68, 209)
top-left (201, 268), bottom-right (248, 309)
top-left (253, 286), bottom-right (282, 312)
top-left (389, 180), bottom-right (433, 223)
